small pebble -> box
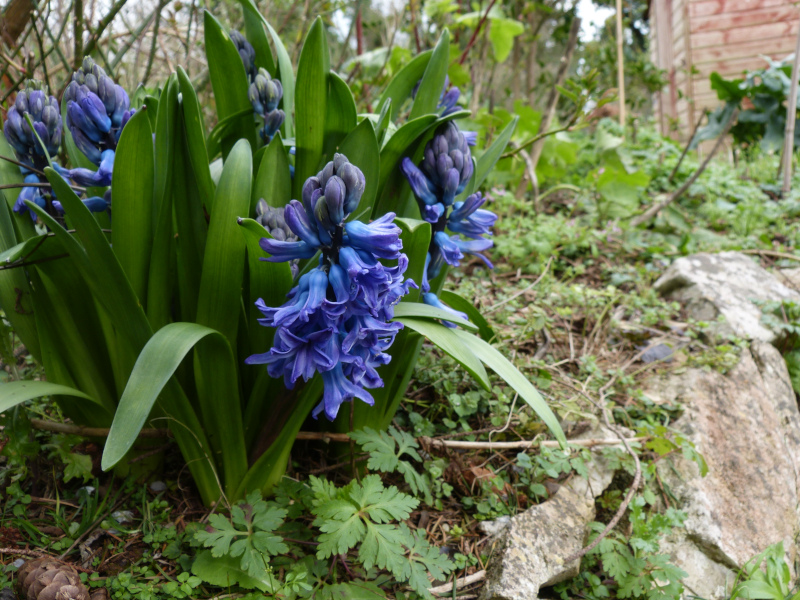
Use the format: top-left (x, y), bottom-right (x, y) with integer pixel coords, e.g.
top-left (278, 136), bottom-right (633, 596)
top-left (111, 510), bottom-right (134, 524)
top-left (12, 559), bottom-right (25, 568)
top-left (149, 481), bottom-right (167, 492)
top-left (479, 516), bottom-right (511, 537)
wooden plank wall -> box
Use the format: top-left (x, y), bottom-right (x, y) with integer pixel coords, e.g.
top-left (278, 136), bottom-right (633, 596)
top-left (650, 0), bottom-right (800, 141)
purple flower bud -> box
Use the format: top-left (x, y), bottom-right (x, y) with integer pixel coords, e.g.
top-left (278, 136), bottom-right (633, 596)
top-left (344, 213), bottom-right (402, 260)
top-left (4, 82), bottom-right (63, 161)
top-left (285, 200), bottom-right (322, 247)
top-left (337, 162), bottom-right (365, 215)
top-left (79, 95), bottom-right (112, 134)
top-left (324, 176), bottom-right (346, 225)
top-left (230, 30), bottom-right (256, 82)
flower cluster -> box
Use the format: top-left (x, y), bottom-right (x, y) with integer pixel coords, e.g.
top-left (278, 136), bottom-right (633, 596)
top-left (400, 121), bottom-right (496, 323)
top-left (230, 30), bottom-right (257, 82)
top-left (255, 199), bottom-right (299, 277)
top-left (3, 81), bottom-right (63, 217)
top-left (58, 57), bottom-right (134, 191)
top-left (249, 68), bottom-right (285, 145)
top-left (246, 154), bottom-right (415, 421)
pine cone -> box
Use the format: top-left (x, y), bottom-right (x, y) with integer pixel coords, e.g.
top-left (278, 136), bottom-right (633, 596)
top-left (15, 558), bottom-right (89, 600)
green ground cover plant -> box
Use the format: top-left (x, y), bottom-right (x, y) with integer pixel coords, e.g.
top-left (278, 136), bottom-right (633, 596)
top-left (4, 2), bottom-right (800, 598)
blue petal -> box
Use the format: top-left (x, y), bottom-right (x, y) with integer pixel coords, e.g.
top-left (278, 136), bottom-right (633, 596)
top-left (259, 238), bottom-right (317, 262)
top-left (313, 363), bottom-right (375, 421)
top-left (284, 200), bottom-right (321, 247)
top-left (400, 158), bottom-right (438, 206)
top-left (344, 213), bottom-right (402, 259)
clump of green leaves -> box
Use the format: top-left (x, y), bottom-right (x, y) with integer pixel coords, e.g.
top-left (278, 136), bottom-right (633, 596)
top-left (729, 542), bottom-right (799, 600)
top-left (310, 474), bottom-right (454, 598)
top-left (190, 476), bottom-right (453, 598)
top-left (556, 496), bottom-right (687, 600)
top-left (350, 426), bottom-right (432, 504)
top-left (693, 57), bottom-right (799, 152)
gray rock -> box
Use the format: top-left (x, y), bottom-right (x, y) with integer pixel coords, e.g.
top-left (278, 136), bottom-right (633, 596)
top-left (480, 516), bottom-right (511, 538)
top-left (480, 426), bottom-right (618, 600)
top-left (646, 341), bottom-right (800, 598)
top-left (654, 251), bottom-right (800, 343)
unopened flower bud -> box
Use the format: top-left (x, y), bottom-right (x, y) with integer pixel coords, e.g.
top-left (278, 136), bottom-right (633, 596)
top-left (230, 30), bottom-right (256, 82)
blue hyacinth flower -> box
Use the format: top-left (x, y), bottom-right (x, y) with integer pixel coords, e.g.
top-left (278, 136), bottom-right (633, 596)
top-left (247, 154), bottom-right (416, 421)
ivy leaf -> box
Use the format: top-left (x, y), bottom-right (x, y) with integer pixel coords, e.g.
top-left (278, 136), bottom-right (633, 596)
top-left (488, 18), bottom-right (524, 63)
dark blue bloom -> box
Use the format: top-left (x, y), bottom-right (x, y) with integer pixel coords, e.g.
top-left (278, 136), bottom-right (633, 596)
top-left (3, 84), bottom-right (61, 165)
top-left (247, 154), bottom-right (415, 421)
top-left (249, 68), bottom-right (285, 144)
top-left (230, 30), bottom-right (257, 82)
top-left (56, 57), bottom-right (133, 203)
top-left (62, 57), bottom-right (134, 167)
top-left (2, 81), bottom-right (65, 219)
top-left (400, 122), bottom-right (496, 293)
top-left (447, 192), bottom-right (497, 239)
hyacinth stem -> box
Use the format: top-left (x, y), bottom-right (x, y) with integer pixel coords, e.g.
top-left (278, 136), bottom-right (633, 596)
top-left (235, 377), bottom-right (323, 499)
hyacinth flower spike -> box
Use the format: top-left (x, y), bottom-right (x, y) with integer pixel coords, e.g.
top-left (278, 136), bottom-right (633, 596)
top-left (246, 153), bottom-right (416, 421)
top-left (56, 57), bottom-right (134, 197)
top-left (230, 30), bottom-right (257, 82)
top-left (2, 81), bottom-right (67, 219)
top-left (400, 120), bottom-right (497, 325)
top-left (249, 68), bottom-right (285, 144)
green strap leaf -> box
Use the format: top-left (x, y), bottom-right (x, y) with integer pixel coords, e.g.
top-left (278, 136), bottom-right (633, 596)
top-left (0, 381), bottom-right (98, 413)
top-left (112, 108), bottom-right (154, 306)
top-left (339, 120), bottom-right (380, 214)
top-left (241, 2), bottom-right (276, 75)
top-left (377, 51), bottom-right (432, 122)
top-left (196, 139), bottom-right (252, 349)
top-left (102, 322), bottom-right (247, 499)
top-left (439, 290), bottom-right (496, 342)
top-left (178, 66), bottom-right (216, 210)
top-left (409, 29), bottom-right (450, 120)
top-left (470, 115), bottom-right (519, 194)
top-left (148, 75), bottom-right (179, 331)
top-left (238, 217), bottom-right (292, 392)
top-left (0, 144), bottom-right (40, 361)
top-left (394, 217), bottom-right (430, 304)
top-left (294, 17), bottom-right (330, 198)
top-left (394, 317), bottom-right (489, 390)
top-left (450, 328), bottom-right (565, 444)
top-left (392, 303), bottom-right (478, 332)
top-left (235, 376), bottom-right (323, 499)
top-left (324, 72), bottom-right (358, 159)
top-left (0, 132), bottom-right (36, 241)
top-left (204, 10), bottom-right (256, 157)
top-left (252, 132), bottom-right (291, 211)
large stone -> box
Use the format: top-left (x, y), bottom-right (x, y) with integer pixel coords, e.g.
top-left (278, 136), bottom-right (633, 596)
top-left (654, 251), bottom-right (800, 343)
top-left (647, 341), bottom-right (800, 598)
top-left (479, 427), bottom-right (618, 600)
